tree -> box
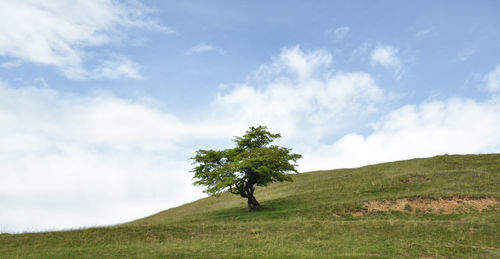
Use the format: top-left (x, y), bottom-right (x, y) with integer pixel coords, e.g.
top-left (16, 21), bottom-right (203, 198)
top-left (191, 126), bottom-right (302, 211)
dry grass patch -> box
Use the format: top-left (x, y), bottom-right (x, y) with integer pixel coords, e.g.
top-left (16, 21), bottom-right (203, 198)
top-left (354, 196), bottom-right (499, 216)
top-left (399, 174), bottom-right (432, 183)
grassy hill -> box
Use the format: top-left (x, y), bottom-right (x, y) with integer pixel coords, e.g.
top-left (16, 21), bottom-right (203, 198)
top-left (1, 154), bottom-right (499, 258)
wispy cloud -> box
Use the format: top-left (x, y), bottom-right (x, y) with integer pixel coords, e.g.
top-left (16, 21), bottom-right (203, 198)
top-left (1, 60), bottom-right (22, 68)
top-left (416, 27), bottom-right (435, 39)
top-left (0, 0), bottom-right (168, 80)
top-left (326, 26), bottom-right (350, 40)
top-left (33, 77), bottom-right (48, 87)
top-left (456, 47), bottom-right (477, 62)
top-left (92, 55), bottom-right (143, 80)
top-left (370, 45), bottom-right (402, 79)
top-left (185, 43), bottom-right (224, 55)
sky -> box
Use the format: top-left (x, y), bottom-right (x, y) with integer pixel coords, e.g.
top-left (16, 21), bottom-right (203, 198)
top-left (1, 0), bottom-right (500, 233)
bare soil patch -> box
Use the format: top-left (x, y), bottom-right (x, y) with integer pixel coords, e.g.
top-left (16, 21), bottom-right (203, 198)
top-left (353, 196), bottom-right (499, 216)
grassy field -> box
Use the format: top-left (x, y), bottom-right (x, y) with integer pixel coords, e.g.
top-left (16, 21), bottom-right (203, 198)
top-left (1, 154), bottom-right (499, 258)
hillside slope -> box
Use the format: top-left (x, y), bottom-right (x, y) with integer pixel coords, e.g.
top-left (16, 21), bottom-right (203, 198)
top-left (1, 154), bottom-right (499, 258)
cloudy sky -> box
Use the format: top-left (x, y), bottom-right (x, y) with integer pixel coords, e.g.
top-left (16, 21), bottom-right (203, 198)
top-left (1, 0), bottom-right (500, 233)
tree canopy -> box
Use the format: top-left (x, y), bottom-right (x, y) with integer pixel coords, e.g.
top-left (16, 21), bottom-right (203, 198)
top-left (191, 126), bottom-right (302, 210)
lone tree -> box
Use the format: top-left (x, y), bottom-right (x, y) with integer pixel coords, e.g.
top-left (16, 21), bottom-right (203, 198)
top-left (191, 126), bottom-right (301, 211)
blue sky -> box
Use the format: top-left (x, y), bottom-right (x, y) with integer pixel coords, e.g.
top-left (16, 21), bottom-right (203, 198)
top-left (1, 0), bottom-right (500, 233)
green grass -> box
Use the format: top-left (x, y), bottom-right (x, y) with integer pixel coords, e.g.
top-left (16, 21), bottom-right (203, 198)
top-left (1, 154), bottom-right (499, 258)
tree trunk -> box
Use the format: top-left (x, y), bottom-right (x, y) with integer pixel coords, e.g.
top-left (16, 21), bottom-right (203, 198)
top-left (247, 195), bottom-right (260, 211)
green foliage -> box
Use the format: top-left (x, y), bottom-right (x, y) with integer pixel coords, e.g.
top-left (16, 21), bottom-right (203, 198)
top-left (191, 126), bottom-right (301, 200)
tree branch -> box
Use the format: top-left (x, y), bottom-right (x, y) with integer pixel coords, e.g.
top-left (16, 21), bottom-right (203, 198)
top-left (229, 184), bottom-right (240, 195)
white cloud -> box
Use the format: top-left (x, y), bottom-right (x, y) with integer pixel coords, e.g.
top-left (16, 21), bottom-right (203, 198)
top-left (0, 82), bottom-right (213, 233)
top-left (215, 46), bottom-right (384, 140)
top-left (370, 45), bottom-right (402, 78)
top-left (301, 97), bottom-right (500, 171)
top-left (327, 26), bottom-right (350, 40)
top-left (483, 64), bottom-right (500, 92)
top-left (252, 45), bottom-right (333, 81)
top-left (0, 0), bottom-right (167, 80)
top-left (185, 43), bottom-right (224, 55)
